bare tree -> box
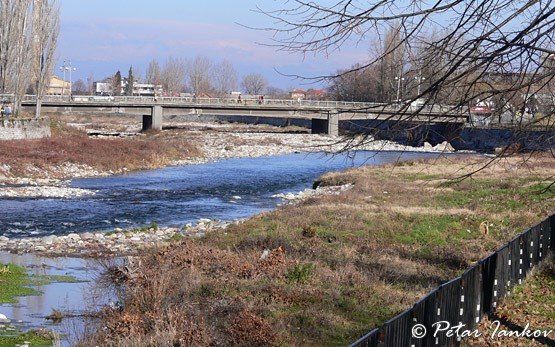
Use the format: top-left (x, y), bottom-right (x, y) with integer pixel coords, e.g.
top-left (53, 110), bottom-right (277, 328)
top-left (146, 59), bottom-right (161, 85)
top-left (0, 0), bottom-right (59, 115)
top-left (31, 0), bottom-right (59, 117)
top-left (258, 1), bottom-right (555, 150)
top-left (188, 56), bottom-right (213, 95)
top-left (72, 79), bottom-right (87, 95)
top-left (86, 73), bottom-right (94, 94)
top-left (161, 56), bottom-right (186, 95)
top-left (214, 59), bottom-right (237, 95)
top-left (241, 73), bottom-right (268, 95)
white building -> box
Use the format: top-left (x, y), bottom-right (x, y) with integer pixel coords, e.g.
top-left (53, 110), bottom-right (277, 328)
top-left (93, 81), bottom-right (163, 97)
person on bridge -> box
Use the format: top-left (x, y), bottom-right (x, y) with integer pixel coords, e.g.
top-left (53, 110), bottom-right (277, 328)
top-left (4, 104), bottom-right (12, 119)
top-left (0, 105), bottom-right (4, 118)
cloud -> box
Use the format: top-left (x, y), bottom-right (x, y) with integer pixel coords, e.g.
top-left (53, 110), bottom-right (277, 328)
top-left (57, 16), bottom-right (369, 87)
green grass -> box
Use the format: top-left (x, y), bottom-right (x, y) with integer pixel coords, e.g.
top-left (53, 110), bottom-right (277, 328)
top-left (0, 264), bottom-right (39, 304)
top-left (503, 262), bottom-right (555, 325)
top-left (0, 263), bottom-right (81, 303)
top-left (0, 330), bottom-right (54, 347)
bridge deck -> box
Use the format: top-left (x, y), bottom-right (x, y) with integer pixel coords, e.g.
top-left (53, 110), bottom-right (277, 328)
top-left (18, 95), bottom-right (468, 123)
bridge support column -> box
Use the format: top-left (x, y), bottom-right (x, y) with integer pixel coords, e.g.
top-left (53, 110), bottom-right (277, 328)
top-left (311, 110), bottom-right (339, 136)
top-left (143, 106), bottom-right (163, 131)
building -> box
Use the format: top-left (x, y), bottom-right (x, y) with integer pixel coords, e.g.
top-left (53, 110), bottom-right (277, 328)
top-left (47, 76), bottom-right (70, 95)
top-left (93, 82), bottom-right (112, 96)
top-left (133, 83), bottom-right (163, 97)
top-left (93, 81), bottom-right (163, 97)
top-left (306, 89), bottom-right (327, 100)
top-left (290, 88), bottom-right (306, 100)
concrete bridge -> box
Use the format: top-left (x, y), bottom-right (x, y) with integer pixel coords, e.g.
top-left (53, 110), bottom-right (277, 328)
top-left (17, 95), bottom-right (468, 136)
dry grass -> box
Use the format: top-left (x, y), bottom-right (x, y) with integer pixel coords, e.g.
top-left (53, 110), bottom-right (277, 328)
top-left (0, 120), bottom-right (201, 179)
top-left (80, 154), bottom-right (554, 346)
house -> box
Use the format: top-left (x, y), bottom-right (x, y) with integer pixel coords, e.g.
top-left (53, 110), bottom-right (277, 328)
top-left (290, 88), bottom-right (306, 100)
top-left (93, 81), bottom-right (163, 97)
top-left (306, 89), bottom-right (327, 100)
top-left (47, 76), bottom-right (70, 95)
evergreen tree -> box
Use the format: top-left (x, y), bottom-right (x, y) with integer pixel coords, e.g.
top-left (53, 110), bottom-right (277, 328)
top-left (112, 70), bottom-right (122, 96)
top-left (125, 66), bottom-right (134, 96)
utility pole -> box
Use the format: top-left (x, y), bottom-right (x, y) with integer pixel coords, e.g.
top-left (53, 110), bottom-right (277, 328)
top-left (415, 75), bottom-right (425, 96)
top-left (395, 76), bottom-right (405, 103)
top-left (60, 60), bottom-right (76, 98)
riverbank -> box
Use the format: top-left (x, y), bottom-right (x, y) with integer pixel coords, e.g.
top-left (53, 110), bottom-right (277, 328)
top-left (0, 118), bottom-right (457, 198)
top-left (77, 154), bottom-right (554, 346)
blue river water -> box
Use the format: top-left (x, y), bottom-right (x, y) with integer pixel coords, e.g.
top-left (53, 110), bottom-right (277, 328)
top-left (0, 151), bottom-right (443, 238)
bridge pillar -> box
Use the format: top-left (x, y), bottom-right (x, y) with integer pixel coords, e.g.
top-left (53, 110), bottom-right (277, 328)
top-left (142, 106), bottom-right (163, 131)
top-left (311, 110), bottom-right (339, 136)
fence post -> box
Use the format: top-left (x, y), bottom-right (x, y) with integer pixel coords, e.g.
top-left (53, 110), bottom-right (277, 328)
top-left (480, 253), bottom-right (497, 315)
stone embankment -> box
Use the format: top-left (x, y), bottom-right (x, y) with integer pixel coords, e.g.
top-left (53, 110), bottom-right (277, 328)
top-left (0, 185), bottom-right (350, 257)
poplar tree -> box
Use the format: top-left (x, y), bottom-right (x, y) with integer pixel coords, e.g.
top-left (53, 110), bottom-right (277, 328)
top-left (112, 70), bottom-right (122, 96)
top-left (125, 66), bottom-right (134, 96)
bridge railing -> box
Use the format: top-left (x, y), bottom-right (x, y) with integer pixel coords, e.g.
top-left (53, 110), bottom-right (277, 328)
top-left (16, 94), bottom-right (465, 114)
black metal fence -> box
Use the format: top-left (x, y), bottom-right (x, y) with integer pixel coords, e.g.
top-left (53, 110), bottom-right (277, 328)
top-left (351, 214), bottom-right (554, 347)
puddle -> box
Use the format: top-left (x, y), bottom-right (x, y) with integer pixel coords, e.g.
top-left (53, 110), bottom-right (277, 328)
top-left (0, 252), bottom-right (116, 346)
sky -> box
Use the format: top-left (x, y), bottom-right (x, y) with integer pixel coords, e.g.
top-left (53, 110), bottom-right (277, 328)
top-left (56, 0), bottom-right (368, 91)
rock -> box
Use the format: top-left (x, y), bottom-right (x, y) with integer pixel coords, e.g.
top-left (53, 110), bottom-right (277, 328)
top-left (260, 249), bottom-right (271, 260)
top-left (42, 235), bottom-right (57, 245)
top-left (433, 141), bottom-right (455, 152)
top-left (67, 233), bottom-right (80, 240)
top-left (198, 218), bottom-right (212, 223)
top-left (0, 236), bottom-right (8, 242)
top-left (34, 246), bottom-right (47, 252)
top-left (80, 232), bottom-right (94, 240)
top-left (423, 142), bottom-right (433, 150)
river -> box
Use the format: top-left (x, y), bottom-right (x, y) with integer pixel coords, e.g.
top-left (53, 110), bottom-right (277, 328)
top-left (0, 151), bottom-right (445, 345)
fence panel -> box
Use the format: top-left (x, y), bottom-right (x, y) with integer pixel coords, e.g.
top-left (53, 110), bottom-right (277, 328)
top-left (549, 214), bottom-right (555, 252)
top-left (383, 310), bottom-right (414, 346)
top-left (350, 215), bottom-right (554, 347)
top-left (493, 245), bottom-right (510, 308)
top-left (507, 235), bottom-right (521, 291)
top-left (480, 253), bottom-right (497, 315)
top-left (460, 264), bottom-right (482, 331)
top-left (350, 328), bottom-right (379, 347)
top-left (411, 291), bottom-right (436, 347)
top-left (436, 278), bottom-right (462, 346)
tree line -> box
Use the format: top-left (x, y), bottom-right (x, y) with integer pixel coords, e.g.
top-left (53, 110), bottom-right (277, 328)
top-left (74, 57), bottom-right (278, 98)
top-left (260, 1), bottom-right (554, 123)
top-left (0, 0), bottom-right (59, 115)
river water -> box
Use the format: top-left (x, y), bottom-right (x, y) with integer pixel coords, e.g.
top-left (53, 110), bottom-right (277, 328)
top-left (0, 151), bottom-right (445, 345)
top-left (1, 151), bottom-right (442, 238)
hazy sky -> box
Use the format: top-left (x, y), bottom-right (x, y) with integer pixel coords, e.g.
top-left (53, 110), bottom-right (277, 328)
top-left (56, 0), bottom-right (367, 90)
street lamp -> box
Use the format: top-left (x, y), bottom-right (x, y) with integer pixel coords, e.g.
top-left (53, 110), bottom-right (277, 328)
top-left (59, 60), bottom-right (77, 97)
top-left (395, 76), bottom-right (405, 103)
top-left (415, 76), bottom-right (426, 96)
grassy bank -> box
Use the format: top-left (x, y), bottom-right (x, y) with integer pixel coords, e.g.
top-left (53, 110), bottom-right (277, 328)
top-left (80, 154), bottom-right (554, 346)
top-left (0, 119), bottom-right (200, 179)
top-left (464, 258), bottom-right (554, 346)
